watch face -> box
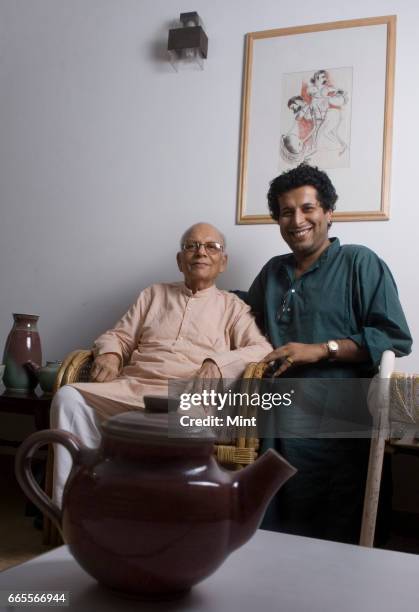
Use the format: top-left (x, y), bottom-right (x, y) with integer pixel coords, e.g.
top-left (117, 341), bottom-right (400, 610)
top-left (328, 340), bottom-right (339, 353)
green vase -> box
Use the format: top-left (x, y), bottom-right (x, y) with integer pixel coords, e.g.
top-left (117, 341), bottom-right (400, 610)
top-left (37, 361), bottom-right (62, 394)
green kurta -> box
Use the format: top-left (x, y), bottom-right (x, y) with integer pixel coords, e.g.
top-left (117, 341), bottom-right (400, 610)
top-left (243, 238), bottom-right (412, 542)
top-left (246, 237), bottom-right (412, 376)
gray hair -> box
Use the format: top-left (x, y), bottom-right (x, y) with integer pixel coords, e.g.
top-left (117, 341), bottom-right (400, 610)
top-left (180, 223), bottom-right (227, 250)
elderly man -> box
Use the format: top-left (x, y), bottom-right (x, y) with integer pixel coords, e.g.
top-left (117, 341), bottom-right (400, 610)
top-left (243, 164), bottom-right (412, 543)
top-left (51, 222), bottom-right (272, 503)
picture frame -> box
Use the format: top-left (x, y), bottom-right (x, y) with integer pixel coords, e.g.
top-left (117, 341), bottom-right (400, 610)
top-left (237, 16), bottom-right (396, 224)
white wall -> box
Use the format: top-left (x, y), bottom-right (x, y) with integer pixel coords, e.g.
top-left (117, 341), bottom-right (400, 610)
top-left (0, 0), bottom-right (417, 369)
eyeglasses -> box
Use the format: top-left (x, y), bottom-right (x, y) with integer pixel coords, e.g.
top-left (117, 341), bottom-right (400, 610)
top-left (277, 287), bottom-right (296, 321)
top-left (182, 241), bottom-right (224, 254)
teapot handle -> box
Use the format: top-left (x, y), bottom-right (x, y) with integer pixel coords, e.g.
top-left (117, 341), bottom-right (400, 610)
top-left (15, 430), bottom-right (84, 534)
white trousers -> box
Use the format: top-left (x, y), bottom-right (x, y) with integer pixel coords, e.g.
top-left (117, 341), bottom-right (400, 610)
top-left (50, 386), bottom-right (103, 508)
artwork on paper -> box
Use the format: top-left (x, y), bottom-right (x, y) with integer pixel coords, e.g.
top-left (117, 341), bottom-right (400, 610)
top-left (279, 67), bottom-right (353, 169)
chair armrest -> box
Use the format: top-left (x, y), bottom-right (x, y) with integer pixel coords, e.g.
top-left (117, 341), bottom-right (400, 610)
top-left (214, 361), bottom-right (270, 468)
top-left (53, 349), bottom-right (94, 391)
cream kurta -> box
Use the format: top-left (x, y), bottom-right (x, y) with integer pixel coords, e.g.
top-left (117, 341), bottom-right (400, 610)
top-left (73, 282), bottom-right (272, 417)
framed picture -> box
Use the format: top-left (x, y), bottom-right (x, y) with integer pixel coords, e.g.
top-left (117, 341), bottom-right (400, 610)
top-left (237, 16), bottom-right (396, 224)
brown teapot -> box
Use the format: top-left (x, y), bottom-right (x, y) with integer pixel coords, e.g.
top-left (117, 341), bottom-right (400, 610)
top-left (15, 406), bottom-right (296, 599)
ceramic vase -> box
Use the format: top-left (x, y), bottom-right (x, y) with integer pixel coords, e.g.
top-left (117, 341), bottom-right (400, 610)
top-left (38, 361), bottom-right (62, 393)
top-left (2, 313), bottom-right (42, 391)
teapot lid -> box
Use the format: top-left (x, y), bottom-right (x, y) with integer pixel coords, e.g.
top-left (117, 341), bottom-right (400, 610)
top-left (102, 399), bottom-right (216, 446)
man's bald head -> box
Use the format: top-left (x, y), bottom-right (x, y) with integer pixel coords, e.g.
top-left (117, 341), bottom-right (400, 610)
top-left (180, 223), bottom-right (226, 250)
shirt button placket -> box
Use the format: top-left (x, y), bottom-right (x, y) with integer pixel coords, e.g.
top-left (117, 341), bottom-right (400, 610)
top-left (179, 296), bottom-right (192, 341)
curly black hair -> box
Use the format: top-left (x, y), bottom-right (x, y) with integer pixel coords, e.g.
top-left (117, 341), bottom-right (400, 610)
top-left (267, 163), bottom-right (338, 222)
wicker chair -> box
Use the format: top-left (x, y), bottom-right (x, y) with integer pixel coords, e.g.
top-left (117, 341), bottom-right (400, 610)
top-left (53, 350), bottom-right (268, 467)
top-left (44, 352), bottom-right (269, 545)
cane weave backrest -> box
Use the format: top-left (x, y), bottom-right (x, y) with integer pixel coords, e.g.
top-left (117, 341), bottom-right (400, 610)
top-left (54, 350), bottom-right (269, 468)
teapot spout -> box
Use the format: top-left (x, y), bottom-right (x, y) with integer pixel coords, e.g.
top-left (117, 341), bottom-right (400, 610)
top-left (229, 449), bottom-right (297, 551)
top-left (25, 360), bottom-right (41, 377)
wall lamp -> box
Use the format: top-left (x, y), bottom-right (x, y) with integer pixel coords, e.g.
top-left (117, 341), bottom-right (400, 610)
top-left (168, 12), bottom-right (208, 71)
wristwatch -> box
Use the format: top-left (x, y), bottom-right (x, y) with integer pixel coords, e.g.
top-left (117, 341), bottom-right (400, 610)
top-left (326, 340), bottom-right (339, 361)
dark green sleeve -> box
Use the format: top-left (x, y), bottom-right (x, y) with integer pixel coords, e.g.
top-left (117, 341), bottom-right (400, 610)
top-left (246, 264), bottom-right (269, 333)
top-left (348, 250), bottom-right (412, 366)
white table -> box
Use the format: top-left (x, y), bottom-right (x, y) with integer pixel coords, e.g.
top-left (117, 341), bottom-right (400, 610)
top-left (1, 529), bottom-right (418, 611)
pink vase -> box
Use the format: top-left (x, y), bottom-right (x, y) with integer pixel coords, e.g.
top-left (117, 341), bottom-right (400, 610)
top-left (2, 313), bottom-right (42, 392)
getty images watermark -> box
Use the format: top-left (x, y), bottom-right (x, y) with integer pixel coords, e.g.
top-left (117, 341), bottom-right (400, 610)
top-left (178, 388), bottom-right (294, 427)
top-left (167, 378), bottom-right (385, 439)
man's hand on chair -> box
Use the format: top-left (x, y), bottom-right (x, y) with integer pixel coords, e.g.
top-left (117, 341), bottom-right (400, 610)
top-left (195, 359), bottom-right (222, 381)
top-left (90, 353), bottom-right (121, 382)
top-left (190, 359), bottom-right (222, 401)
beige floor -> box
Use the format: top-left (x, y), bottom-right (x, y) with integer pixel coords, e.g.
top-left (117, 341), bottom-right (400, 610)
top-left (0, 457), bottom-right (54, 571)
